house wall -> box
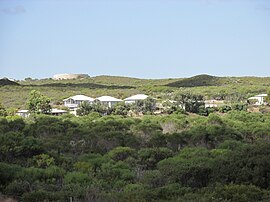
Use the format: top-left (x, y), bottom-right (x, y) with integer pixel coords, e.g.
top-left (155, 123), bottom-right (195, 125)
top-left (64, 99), bottom-right (93, 109)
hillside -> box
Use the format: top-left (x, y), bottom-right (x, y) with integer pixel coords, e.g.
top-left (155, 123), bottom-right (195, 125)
top-left (167, 74), bottom-right (270, 87)
top-left (19, 75), bottom-right (181, 87)
top-left (0, 74), bottom-right (269, 109)
top-left (0, 78), bottom-right (20, 86)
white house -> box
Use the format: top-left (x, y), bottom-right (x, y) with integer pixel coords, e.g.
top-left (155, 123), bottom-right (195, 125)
top-left (124, 94), bottom-right (149, 104)
top-left (50, 108), bottom-right (67, 116)
top-left (248, 94), bottom-right (268, 106)
top-left (96, 96), bottom-right (123, 108)
top-left (16, 110), bottom-right (30, 118)
top-left (16, 108), bottom-right (67, 117)
top-left (204, 100), bottom-right (225, 108)
top-left (63, 95), bottom-right (95, 110)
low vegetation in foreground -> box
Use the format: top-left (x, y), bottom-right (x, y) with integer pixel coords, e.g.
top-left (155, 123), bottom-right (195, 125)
top-left (0, 111), bottom-right (270, 201)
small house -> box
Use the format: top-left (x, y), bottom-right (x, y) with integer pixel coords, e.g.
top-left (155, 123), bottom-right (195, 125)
top-left (63, 95), bottom-right (94, 110)
top-left (204, 100), bottom-right (225, 108)
top-left (96, 96), bottom-right (123, 108)
top-left (16, 110), bottom-right (30, 118)
top-left (248, 94), bottom-right (268, 106)
top-left (50, 108), bottom-right (67, 116)
top-left (124, 94), bottom-right (149, 104)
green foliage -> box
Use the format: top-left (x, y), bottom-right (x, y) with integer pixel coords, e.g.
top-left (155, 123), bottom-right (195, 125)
top-left (173, 93), bottom-right (204, 113)
top-left (111, 102), bottom-right (130, 116)
top-left (212, 184), bottom-right (267, 202)
top-left (0, 112), bottom-right (269, 201)
top-left (138, 147), bottom-right (174, 169)
top-left (231, 103), bottom-right (248, 111)
top-left (131, 97), bottom-right (157, 114)
top-left (64, 172), bottom-right (91, 184)
top-left (212, 141), bottom-right (270, 189)
top-left (158, 147), bottom-right (213, 188)
top-left (26, 90), bottom-right (51, 114)
top-left (108, 146), bottom-right (136, 161)
top-left (219, 105), bottom-right (232, 113)
top-left (76, 101), bottom-right (108, 116)
top-left (33, 154), bottom-right (55, 168)
top-left (0, 102), bottom-right (7, 116)
top-left (22, 190), bottom-right (63, 202)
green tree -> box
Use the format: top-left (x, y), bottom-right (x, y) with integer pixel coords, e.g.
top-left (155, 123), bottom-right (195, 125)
top-left (131, 98), bottom-right (156, 114)
top-left (111, 102), bottom-right (130, 116)
top-left (108, 146), bottom-right (136, 161)
top-left (76, 101), bottom-right (93, 116)
top-left (138, 147), bottom-right (173, 169)
top-left (173, 93), bottom-right (204, 113)
top-left (33, 154), bottom-right (55, 168)
top-left (26, 90), bottom-right (51, 114)
top-left (0, 102), bottom-right (7, 117)
top-left (77, 101), bottom-right (108, 116)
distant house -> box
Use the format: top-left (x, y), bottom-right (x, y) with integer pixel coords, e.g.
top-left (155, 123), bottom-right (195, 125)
top-left (16, 108), bottom-right (67, 117)
top-left (96, 96), bottom-right (123, 108)
top-left (248, 94), bottom-right (268, 106)
top-left (124, 94), bottom-right (149, 104)
top-left (53, 73), bottom-right (89, 80)
top-left (204, 100), bottom-right (225, 108)
top-left (50, 108), bottom-right (67, 116)
top-left (16, 110), bottom-right (30, 118)
top-left (63, 95), bottom-right (94, 110)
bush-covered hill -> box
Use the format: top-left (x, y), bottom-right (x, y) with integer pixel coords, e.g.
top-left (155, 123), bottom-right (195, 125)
top-left (166, 74), bottom-right (223, 87)
top-left (166, 74), bottom-right (270, 87)
top-left (0, 75), bottom-right (269, 109)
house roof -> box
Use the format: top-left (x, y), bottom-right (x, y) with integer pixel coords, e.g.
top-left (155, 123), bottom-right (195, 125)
top-left (17, 110), bottom-right (29, 113)
top-left (124, 94), bottom-right (149, 101)
top-left (248, 94), bottom-right (268, 99)
top-left (248, 97), bottom-right (258, 100)
top-left (96, 96), bottom-right (123, 102)
top-left (255, 94), bottom-right (268, 97)
top-left (63, 94), bottom-right (94, 101)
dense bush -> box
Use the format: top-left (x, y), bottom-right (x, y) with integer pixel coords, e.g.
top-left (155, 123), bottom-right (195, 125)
top-left (0, 112), bottom-right (270, 201)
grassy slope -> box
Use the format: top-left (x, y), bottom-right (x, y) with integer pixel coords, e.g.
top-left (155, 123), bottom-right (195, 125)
top-left (0, 75), bottom-right (269, 109)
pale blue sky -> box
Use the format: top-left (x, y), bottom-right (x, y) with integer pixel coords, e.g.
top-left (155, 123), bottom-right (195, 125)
top-left (0, 0), bottom-right (270, 79)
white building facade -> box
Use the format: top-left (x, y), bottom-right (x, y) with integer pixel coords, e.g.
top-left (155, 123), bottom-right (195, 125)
top-left (63, 95), bottom-right (95, 110)
top-left (248, 94), bottom-right (268, 106)
top-left (96, 96), bottom-right (123, 108)
top-left (124, 94), bottom-right (149, 104)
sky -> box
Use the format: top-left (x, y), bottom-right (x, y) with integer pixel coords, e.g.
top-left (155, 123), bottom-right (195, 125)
top-left (0, 0), bottom-right (270, 80)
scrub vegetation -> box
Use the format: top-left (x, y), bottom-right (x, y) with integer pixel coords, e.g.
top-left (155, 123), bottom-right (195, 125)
top-left (0, 74), bottom-right (270, 201)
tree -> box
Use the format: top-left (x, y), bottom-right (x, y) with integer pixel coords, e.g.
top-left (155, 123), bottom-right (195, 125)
top-left (76, 101), bottom-right (108, 116)
top-left (158, 147), bottom-right (213, 188)
top-left (111, 102), bottom-right (130, 116)
top-left (76, 101), bottom-right (93, 116)
top-left (26, 90), bottom-right (51, 114)
top-left (231, 103), bottom-right (247, 111)
top-left (173, 93), bottom-right (204, 113)
top-left (131, 98), bottom-right (156, 114)
top-left (33, 154), bottom-right (55, 168)
top-left (0, 102), bottom-right (7, 117)
top-left (108, 146), bottom-right (136, 161)
top-left (138, 147), bottom-right (173, 169)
